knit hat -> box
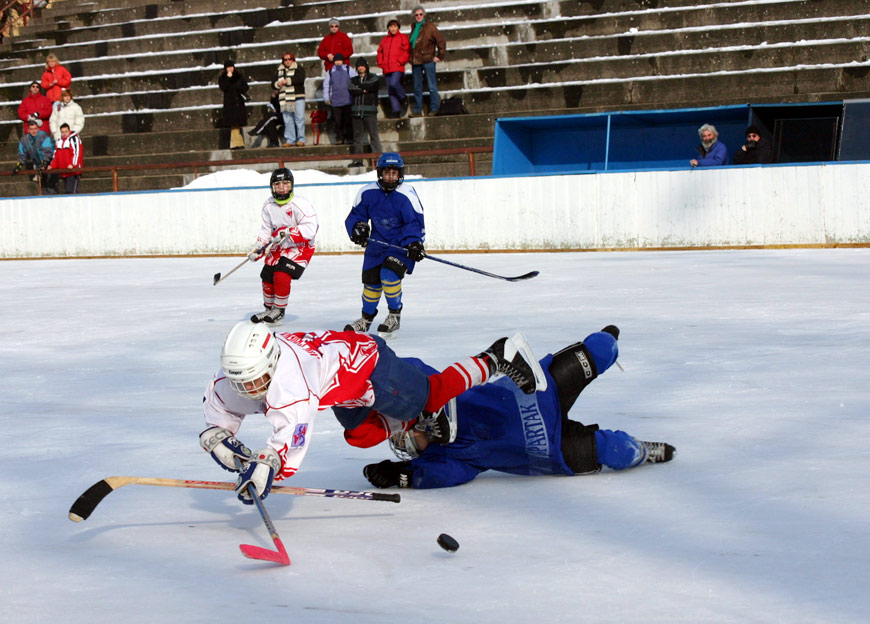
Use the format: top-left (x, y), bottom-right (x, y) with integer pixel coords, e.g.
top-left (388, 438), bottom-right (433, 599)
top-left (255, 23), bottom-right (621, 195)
top-left (745, 125), bottom-right (762, 137)
top-left (224, 59), bottom-right (235, 69)
top-left (355, 57), bottom-right (369, 69)
top-left (30, 81), bottom-right (40, 88)
top-left (328, 18), bottom-right (339, 27)
top-left (333, 53), bottom-right (345, 61)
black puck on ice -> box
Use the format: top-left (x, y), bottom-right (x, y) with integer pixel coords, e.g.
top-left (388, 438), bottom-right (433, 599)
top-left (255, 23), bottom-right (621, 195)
top-left (437, 533), bottom-right (459, 552)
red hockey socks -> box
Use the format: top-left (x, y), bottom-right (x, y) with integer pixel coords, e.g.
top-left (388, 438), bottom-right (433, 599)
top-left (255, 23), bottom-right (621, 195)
top-left (424, 355), bottom-right (492, 412)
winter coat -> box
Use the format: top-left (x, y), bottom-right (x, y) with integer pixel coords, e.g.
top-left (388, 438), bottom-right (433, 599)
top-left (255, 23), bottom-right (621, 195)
top-left (18, 92), bottom-right (52, 133)
top-left (48, 131), bottom-right (83, 178)
top-left (733, 137), bottom-right (773, 165)
top-left (40, 63), bottom-right (72, 102)
top-left (323, 64), bottom-right (356, 107)
top-left (272, 62), bottom-right (306, 113)
top-left (18, 130), bottom-right (54, 167)
top-left (693, 140), bottom-right (729, 167)
top-left (377, 31), bottom-right (410, 74)
top-left (349, 71), bottom-right (380, 118)
top-left (410, 21), bottom-right (446, 65)
top-left (49, 99), bottom-right (85, 142)
top-left (218, 70), bottom-right (249, 128)
top-left (317, 30), bottom-right (354, 72)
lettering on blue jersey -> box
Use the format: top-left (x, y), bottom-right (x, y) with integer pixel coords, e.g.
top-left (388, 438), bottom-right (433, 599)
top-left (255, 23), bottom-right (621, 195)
top-left (292, 423), bottom-right (308, 447)
top-left (518, 395), bottom-right (551, 474)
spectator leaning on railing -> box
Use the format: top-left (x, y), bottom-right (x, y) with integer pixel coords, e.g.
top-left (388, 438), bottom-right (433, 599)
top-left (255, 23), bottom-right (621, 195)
top-left (690, 123), bottom-right (729, 168)
top-left (45, 123), bottom-right (83, 195)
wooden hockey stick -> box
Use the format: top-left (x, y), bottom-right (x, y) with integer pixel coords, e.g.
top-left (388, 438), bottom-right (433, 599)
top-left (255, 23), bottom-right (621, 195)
top-left (367, 238), bottom-right (539, 282)
top-left (213, 233), bottom-right (284, 285)
top-left (68, 476), bottom-right (401, 522)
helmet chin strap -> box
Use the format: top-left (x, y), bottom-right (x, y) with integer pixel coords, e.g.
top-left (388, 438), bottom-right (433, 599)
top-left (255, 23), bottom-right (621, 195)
top-left (275, 191), bottom-right (294, 205)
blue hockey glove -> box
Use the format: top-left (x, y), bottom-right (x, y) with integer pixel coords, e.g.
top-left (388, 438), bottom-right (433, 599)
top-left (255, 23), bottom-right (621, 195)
top-left (236, 447), bottom-right (281, 504)
top-left (350, 221), bottom-right (370, 246)
top-left (406, 240), bottom-right (425, 262)
top-left (199, 426), bottom-right (252, 472)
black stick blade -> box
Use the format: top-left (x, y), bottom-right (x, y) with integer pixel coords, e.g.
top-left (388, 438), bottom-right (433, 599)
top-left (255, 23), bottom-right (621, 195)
top-left (213, 272), bottom-right (221, 285)
top-left (69, 479), bottom-right (115, 522)
top-left (507, 271), bottom-right (540, 282)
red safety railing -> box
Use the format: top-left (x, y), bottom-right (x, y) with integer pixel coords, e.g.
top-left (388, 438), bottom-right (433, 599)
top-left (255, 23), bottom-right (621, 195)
top-left (4, 146), bottom-right (493, 194)
top-left (0, 0), bottom-right (35, 40)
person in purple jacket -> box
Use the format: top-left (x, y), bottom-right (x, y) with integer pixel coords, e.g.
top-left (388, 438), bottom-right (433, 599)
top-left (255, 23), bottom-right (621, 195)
top-left (690, 123), bottom-right (729, 167)
top-left (362, 325), bottom-right (676, 489)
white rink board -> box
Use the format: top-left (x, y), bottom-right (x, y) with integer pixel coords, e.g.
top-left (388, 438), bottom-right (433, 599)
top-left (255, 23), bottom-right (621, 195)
top-left (2, 163), bottom-right (869, 258)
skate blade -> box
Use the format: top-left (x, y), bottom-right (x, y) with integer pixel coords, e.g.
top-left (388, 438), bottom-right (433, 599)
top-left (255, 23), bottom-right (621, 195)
top-left (509, 332), bottom-right (548, 392)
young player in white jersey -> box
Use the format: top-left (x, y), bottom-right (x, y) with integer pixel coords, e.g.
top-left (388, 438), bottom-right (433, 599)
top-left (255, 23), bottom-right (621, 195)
top-left (200, 321), bottom-right (543, 505)
top-left (247, 168), bottom-right (319, 325)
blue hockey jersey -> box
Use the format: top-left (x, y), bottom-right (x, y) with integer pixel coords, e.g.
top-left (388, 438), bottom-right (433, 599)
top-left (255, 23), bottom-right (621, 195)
top-left (345, 181), bottom-right (425, 273)
top-left (404, 354), bottom-right (575, 489)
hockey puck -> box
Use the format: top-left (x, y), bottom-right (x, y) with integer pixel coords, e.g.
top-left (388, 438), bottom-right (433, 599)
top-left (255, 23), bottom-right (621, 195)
top-left (437, 533), bottom-right (459, 552)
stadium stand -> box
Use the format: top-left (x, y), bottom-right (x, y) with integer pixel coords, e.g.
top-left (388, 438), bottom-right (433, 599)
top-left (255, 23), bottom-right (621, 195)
top-left (1, 0), bottom-right (870, 196)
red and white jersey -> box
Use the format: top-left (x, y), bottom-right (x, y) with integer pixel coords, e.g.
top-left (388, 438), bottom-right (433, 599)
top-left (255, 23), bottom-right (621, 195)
top-left (203, 330), bottom-right (380, 480)
top-left (257, 194), bottom-right (318, 268)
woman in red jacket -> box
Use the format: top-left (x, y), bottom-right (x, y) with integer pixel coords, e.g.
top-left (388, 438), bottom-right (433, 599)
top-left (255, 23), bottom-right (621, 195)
top-left (377, 19), bottom-right (410, 118)
top-left (41, 53), bottom-right (72, 103)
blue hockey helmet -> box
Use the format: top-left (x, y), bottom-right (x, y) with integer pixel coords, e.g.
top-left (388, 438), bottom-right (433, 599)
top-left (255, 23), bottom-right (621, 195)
top-left (377, 152), bottom-right (405, 191)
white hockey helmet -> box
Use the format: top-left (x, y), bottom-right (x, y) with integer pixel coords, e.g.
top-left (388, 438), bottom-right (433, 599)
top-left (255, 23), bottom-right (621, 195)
top-left (220, 321), bottom-right (280, 399)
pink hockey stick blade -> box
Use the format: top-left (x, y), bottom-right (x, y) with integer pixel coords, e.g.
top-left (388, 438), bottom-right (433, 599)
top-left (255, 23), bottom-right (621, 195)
top-left (239, 537), bottom-right (291, 565)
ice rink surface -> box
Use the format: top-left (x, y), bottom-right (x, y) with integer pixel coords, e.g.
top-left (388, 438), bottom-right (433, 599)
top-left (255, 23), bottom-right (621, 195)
top-left (1, 248), bottom-right (868, 623)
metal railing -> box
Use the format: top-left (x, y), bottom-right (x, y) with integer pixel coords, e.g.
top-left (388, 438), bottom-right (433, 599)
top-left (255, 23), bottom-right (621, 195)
top-left (4, 146), bottom-right (494, 194)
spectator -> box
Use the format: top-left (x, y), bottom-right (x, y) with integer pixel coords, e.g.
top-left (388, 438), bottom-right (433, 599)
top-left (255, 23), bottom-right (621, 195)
top-left (690, 123), bottom-right (729, 167)
top-left (218, 60), bottom-right (249, 150)
top-left (317, 18), bottom-right (354, 73)
top-left (14, 118), bottom-right (54, 185)
top-left (41, 53), bottom-right (72, 103)
top-left (273, 52), bottom-right (307, 147)
top-left (377, 19), bottom-right (410, 119)
top-left (348, 57), bottom-right (382, 167)
top-left (733, 125), bottom-right (773, 165)
top-left (409, 6), bottom-right (446, 116)
top-left (45, 122), bottom-right (82, 195)
top-left (323, 53), bottom-right (355, 145)
top-left (249, 95), bottom-right (284, 149)
top-left (49, 88), bottom-right (84, 142)
top-left (18, 81), bottom-right (53, 134)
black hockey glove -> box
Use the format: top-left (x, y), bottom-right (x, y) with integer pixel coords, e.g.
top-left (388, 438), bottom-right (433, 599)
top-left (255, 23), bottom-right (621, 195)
top-left (363, 460), bottom-right (413, 489)
top-left (350, 221), bottom-right (370, 246)
top-left (12, 162), bottom-right (23, 175)
top-left (406, 240), bottom-right (425, 262)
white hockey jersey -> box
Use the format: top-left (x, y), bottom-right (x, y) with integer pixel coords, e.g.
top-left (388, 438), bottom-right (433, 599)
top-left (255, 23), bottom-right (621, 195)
top-left (256, 193), bottom-right (318, 267)
top-left (203, 330), bottom-right (380, 480)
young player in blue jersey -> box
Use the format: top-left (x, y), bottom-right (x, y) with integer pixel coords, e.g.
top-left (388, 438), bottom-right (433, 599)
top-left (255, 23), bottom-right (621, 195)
top-left (360, 325), bottom-right (676, 489)
top-left (344, 152), bottom-right (425, 336)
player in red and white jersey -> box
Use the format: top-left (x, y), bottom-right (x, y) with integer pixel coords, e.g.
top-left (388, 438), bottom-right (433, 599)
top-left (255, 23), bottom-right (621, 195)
top-left (200, 322), bottom-right (542, 505)
top-left (246, 168), bottom-right (319, 326)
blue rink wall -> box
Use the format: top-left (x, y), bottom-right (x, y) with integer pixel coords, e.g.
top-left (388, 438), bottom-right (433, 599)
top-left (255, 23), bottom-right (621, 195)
top-left (2, 163), bottom-right (869, 258)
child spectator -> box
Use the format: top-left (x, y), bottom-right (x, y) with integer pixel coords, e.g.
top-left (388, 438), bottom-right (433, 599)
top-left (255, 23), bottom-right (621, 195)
top-left (250, 95), bottom-right (284, 148)
top-left (49, 88), bottom-right (84, 142)
top-left (18, 81), bottom-right (53, 134)
top-left (45, 123), bottom-right (83, 195)
top-left (377, 19), bottom-right (410, 118)
top-left (348, 58), bottom-right (382, 167)
top-left (323, 53), bottom-right (355, 145)
top-left (41, 53), bottom-right (72, 103)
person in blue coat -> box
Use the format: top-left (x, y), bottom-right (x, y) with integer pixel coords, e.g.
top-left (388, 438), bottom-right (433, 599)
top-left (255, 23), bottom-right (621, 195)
top-left (344, 152), bottom-right (426, 336)
top-left (361, 325), bottom-right (676, 489)
top-left (690, 123), bottom-right (729, 167)
top-left (14, 118), bottom-right (54, 185)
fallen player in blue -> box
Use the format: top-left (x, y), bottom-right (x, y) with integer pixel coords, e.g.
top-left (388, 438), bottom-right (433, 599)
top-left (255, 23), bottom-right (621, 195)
top-left (362, 325), bottom-right (675, 489)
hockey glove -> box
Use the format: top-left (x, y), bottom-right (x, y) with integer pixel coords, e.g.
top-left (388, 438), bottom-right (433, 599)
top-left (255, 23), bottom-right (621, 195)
top-left (363, 459), bottom-right (413, 489)
top-left (12, 162), bottom-right (23, 175)
top-left (199, 426), bottom-right (252, 472)
top-left (350, 221), bottom-right (370, 246)
top-left (270, 229), bottom-right (289, 244)
top-left (236, 447), bottom-right (281, 504)
top-left (406, 241), bottom-right (425, 262)
top-left (247, 242), bottom-right (265, 261)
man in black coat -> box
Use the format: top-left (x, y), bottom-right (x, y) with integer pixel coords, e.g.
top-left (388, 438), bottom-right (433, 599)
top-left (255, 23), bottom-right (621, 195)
top-left (733, 125), bottom-right (773, 165)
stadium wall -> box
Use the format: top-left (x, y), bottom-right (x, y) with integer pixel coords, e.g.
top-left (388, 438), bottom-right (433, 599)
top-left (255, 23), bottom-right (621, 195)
top-left (2, 163), bottom-right (869, 258)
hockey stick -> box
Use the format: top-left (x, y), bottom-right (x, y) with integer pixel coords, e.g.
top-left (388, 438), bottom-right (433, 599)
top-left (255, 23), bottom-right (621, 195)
top-left (234, 456), bottom-right (291, 565)
top-left (213, 233), bottom-right (284, 285)
top-left (68, 476), bottom-right (401, 522)
top-left (367, 238), bottom-right (539, 282)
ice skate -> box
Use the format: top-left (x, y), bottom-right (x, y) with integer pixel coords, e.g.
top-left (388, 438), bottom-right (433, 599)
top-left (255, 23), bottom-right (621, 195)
top-left (415, 398), bottom-right (457, 445)
top-left (344, 311), bottom-right (375, 332)
top-left (640, 441), bottom-right (675, 464)
top-left (477, 333), bottom-right (544, 394)
top-left (377, 308), bottom-right (401, 337)
top-left (250, 306), bottom-right (272, 323)
top-left (263, 306), bottom-right (285, 325)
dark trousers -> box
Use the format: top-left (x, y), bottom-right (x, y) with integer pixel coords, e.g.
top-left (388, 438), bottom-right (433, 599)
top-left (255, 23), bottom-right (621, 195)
top-left (331, 104), bottom-right (353, 143)
top-left (352, 115), bottom-right (382, 155)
